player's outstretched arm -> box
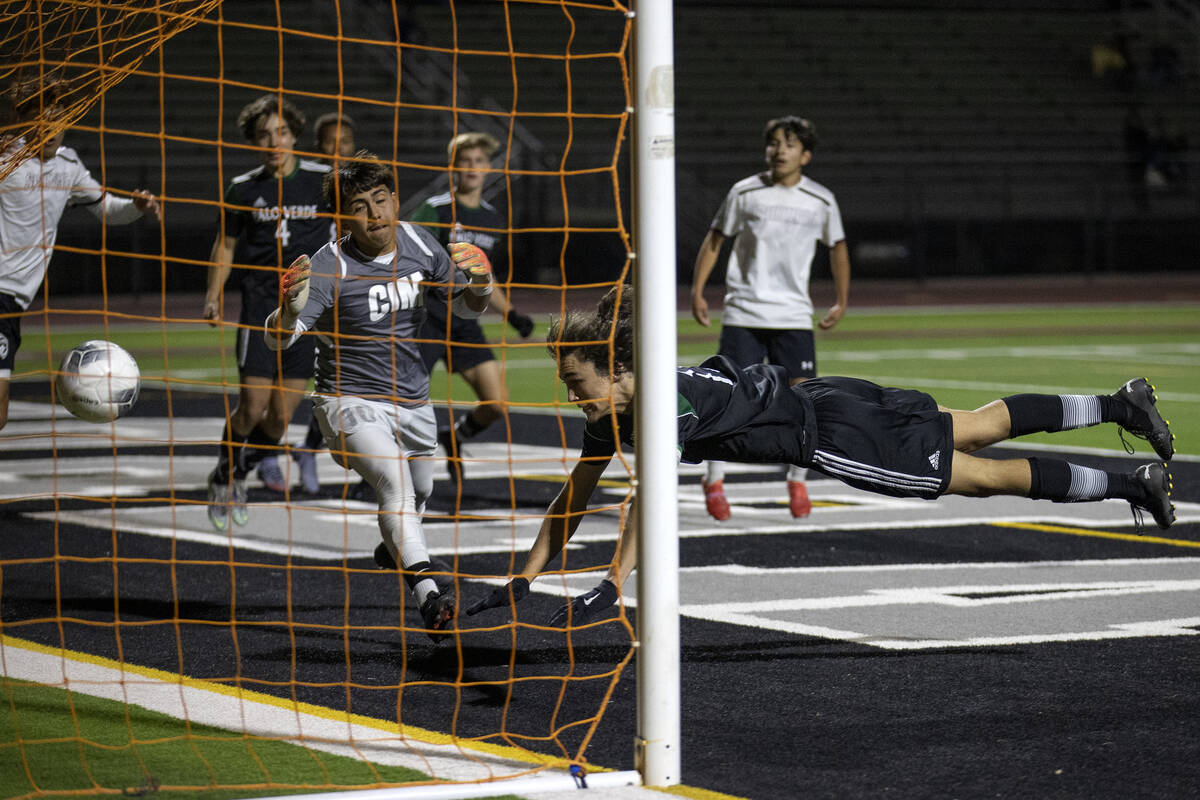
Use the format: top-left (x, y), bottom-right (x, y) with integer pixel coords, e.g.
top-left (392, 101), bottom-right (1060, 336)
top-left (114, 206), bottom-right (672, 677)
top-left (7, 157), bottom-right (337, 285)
top-left (132, 190), bottom-right (161, 221)
top-left (466, 458), bottom-right (608, 616)
top-left (549, 497), bottom-right (638, 627)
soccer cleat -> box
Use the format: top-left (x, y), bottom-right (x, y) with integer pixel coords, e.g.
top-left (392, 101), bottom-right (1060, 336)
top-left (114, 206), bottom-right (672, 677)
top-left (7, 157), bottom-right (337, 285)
top-left (294, 450), bottom-right (320, 495)
top-left (703, 479), bottom-right (731, 521)
top-left (231, 477), bottom-right (249, 527)
top-left (1130, 462), bottom-right (1175, 531)
top-left (206, 469), bottom-right (230, 532)
top-left (439, 426), bottom-right (463, 484)
top-left (257, 455), bottom-right (287, 493)
top-left (788, 480), bottom-right (812, 518)
top-left (420, 590), bottom-right (456, 642)
top-left (1115, 378), bottom-right (1174, 461)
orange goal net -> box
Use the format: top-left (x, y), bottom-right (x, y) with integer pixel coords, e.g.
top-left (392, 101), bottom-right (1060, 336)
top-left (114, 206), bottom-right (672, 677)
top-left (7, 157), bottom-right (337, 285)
top-left (0, 0), bottom-right (639, 796)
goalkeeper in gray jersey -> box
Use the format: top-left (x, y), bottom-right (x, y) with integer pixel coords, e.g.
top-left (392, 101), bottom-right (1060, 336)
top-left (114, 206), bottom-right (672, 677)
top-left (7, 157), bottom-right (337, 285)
top-left (266, 152), bottom-right (492, 639)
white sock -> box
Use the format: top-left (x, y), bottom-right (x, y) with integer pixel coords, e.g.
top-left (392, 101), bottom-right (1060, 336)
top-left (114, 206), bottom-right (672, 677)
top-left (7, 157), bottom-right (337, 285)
top-left (787, 464), bottom-right (806, 482)
top-left (706, 461), bottom-right (726, 484)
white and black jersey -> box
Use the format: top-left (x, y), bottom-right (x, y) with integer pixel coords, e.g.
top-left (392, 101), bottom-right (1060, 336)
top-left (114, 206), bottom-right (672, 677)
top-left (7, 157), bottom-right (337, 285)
top-left (711, 172), bottom-right (844, 330)
top-left (290, 223), bottom-right (469, 401)
top-left (0, 140), bottom-right (141, 308)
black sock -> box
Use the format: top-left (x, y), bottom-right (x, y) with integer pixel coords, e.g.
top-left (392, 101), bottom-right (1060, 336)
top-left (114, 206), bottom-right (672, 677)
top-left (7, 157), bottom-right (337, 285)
top-left (214, 421), bottom-right (249, 483)
top-left (1028, 457), bottom-right (1126, 503)
top-left (304, 417), bottom-right (324, 449)
top-left (455, 411), bottom-right (486, 440)
top-left (238, 424), bottom-right (279, 477)
top-left (1004, 393), bottom-right (1106, 437)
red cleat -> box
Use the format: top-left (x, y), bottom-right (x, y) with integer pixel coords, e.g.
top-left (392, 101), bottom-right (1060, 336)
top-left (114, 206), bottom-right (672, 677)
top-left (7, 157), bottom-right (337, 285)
top-left (703, 480), bottom-right (732, 521)
top-left (788, 480), bottom-right (812, 518)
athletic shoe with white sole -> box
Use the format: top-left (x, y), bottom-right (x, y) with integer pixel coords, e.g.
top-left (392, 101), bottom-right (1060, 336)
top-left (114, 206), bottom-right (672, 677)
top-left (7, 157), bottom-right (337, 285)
top-left (206, 469), bottom-right (230, 531)
top-left (294, 450), bottom-right (320, 495)
top-left (257, 455), bottom-right (287, 493)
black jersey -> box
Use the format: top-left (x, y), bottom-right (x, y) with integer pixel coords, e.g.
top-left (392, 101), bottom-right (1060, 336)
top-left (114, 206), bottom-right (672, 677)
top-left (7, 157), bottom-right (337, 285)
top-left (579, 356), bottom-right (817, 467)
top-left (221, 159), bottom-right (333, 303)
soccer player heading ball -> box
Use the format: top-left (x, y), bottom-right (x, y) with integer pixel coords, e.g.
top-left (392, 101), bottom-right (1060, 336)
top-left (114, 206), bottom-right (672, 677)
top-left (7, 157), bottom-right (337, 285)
top-left (468, 285), bottom-right (1176, 627)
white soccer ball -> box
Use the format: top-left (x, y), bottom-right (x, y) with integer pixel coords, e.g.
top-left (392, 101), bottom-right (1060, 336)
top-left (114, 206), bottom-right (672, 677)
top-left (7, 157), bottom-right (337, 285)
top-left (55, 340), bottom-right (141, 423)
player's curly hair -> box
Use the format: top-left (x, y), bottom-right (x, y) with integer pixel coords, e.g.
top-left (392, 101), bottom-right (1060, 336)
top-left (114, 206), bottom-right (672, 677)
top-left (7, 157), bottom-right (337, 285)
top-left (238, 93), bottom-right (305, 141)
top-left (764, 115), bottom-right (818, 152)
top-left (323, 149), bottom-right (395, 210)
top-left (546, 283), bottom-right (634, 376)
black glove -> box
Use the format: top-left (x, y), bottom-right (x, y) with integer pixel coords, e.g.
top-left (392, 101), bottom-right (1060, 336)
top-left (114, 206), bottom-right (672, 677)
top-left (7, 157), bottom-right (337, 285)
top-left (548, 579), bottom-right (618, 627)
top-left (465, 577), bottom-right (530, 616)
top-left (505, 309), bottom-right (535, 338)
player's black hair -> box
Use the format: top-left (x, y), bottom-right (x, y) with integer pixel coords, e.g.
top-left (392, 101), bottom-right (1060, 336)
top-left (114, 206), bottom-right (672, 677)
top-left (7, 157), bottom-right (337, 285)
top-left (323, 149), bottom-right (395, 209)
top-left (237, 93), bottom-right (305, 142)
top-left (312, 111), bottom-right (355, 147)
top-left (763, 115), bottom-right (818, 151)
top-left (546, 283), bottom-right (634, 377)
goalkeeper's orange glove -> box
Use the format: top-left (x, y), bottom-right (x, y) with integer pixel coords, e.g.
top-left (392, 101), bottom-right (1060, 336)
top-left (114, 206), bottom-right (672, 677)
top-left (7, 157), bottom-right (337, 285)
top-left (448, 242), bottom-right (492, 284)
top-left (280, 254), bottom-right (311, 317)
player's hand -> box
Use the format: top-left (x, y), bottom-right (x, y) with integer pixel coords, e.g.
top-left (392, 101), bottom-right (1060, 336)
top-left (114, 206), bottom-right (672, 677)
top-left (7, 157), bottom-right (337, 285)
top-left (280, 254), bottom-right (311, 317)
top-left (691, 294), bottom-right (710, 327)
top-left (818, 303), bottom-right (845, 330)
top-left (132, 190), bottom-right (161, 222)
top-left (449, 242), bottom-right (492, 284)
top-left (203, 295), bottom-right (221, 327)
top-left (506, 309), bottom-right (535, 338)
top-left (465, 577), bottom-right (530, 616)
top-left (548, 579), bottom-right (618, 627)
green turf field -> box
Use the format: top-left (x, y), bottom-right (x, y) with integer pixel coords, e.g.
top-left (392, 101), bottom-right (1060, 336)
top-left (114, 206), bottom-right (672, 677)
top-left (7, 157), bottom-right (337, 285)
top-left (15, 303), bottom-right (1198, 456)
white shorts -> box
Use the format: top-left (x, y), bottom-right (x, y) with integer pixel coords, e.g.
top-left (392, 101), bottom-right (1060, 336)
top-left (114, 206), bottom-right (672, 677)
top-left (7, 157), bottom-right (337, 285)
top-left (311, 394), bottom-right (437, 461)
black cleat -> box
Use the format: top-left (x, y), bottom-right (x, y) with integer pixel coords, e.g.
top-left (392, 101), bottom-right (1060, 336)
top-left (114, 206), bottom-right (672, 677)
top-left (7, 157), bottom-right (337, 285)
top-left (1115, 378), bottom-right (1174, 461)
top-left (439, 426), bottom-right (463, 484)
top-left (420, 590), bottom-right (456, 642)
top-left (1131, 462), bottom-right (1176, 531)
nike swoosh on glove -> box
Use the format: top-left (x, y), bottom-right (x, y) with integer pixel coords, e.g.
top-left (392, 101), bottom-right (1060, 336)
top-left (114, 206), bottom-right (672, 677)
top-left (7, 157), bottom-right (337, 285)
top-left (548, 579), bottom-right (618, 627)
top-left (465, 577), bottom-right (530, 616)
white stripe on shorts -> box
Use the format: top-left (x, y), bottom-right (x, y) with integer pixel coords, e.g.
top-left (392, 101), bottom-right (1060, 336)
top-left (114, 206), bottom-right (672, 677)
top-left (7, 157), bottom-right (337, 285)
top-left (812, 449), bottom-right (943, 494)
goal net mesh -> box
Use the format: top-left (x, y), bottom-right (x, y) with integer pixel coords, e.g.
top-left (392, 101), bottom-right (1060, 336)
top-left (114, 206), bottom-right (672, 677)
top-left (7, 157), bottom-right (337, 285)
top-left (0, 0), bottom-right (636, 795)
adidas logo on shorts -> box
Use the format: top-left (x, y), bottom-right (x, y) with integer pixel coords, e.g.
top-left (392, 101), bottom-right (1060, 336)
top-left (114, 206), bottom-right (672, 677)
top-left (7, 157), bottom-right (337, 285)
top-left (928, 451), bottom-right (940, 470)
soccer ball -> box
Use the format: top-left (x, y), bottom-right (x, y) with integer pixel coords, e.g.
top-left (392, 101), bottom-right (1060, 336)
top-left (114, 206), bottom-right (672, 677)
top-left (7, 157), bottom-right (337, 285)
top-left (55, 340), bottom-right (141, 423)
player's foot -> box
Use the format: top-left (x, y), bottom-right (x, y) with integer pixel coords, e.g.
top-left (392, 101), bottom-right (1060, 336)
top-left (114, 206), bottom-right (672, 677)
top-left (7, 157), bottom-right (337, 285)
top-left (787, 480), bottom-right (812, 518)
top-left (1115, 378), bottom-right (1174, 461)
top-left (294, 450), bottom-right (320, 495)
top-left (703, 479), bottom-right (731, 521)
top-left (420, 590), bottom-right (455, 642)
top-left (257, 455), bottom-right (287, 493)
top-left (439, 427), bottom-right (463, 484)
top-left (206, 469), bottom-right (230, 531)
top-left (1130, 462), bottom-right (1175, 531)
top-left (231, 477), bottom-right (248, 527)
top-left (374, 542), bottom-right (397, 570)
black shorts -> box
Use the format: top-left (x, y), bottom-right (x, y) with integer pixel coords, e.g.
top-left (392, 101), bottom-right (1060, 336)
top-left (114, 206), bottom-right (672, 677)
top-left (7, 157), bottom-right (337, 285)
top-left (719, 325), bottom-right (816, 379)
top-left (0, 293), bottom-right (22, 374)
top-left (238, 295), bottom-right (316, 380)
top-left (801, 376), bottom-right (953, 499)
top-left (419, 308), bottom-right (495, 374)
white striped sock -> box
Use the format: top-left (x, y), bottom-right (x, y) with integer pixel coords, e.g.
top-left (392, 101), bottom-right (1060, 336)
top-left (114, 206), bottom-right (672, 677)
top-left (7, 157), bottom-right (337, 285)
top-left (1065, 463), bottom-right (1108, 502)
top-left (1059, 395), bottom-right (1101, 430)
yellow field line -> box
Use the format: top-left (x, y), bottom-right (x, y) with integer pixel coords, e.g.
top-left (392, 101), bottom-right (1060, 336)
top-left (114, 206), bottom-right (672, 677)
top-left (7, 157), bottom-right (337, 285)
top-left (992, 521), bottom-right (1200, 548)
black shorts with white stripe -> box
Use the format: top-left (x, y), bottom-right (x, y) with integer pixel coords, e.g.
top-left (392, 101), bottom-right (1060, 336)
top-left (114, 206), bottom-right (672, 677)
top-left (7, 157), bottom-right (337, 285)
top-left (800, 377), bottom-right (953, 499)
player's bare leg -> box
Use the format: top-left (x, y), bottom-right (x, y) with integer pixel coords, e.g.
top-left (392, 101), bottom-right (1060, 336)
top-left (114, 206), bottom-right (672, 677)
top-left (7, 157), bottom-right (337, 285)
top-left (0, 377), bottom-right (10, 431)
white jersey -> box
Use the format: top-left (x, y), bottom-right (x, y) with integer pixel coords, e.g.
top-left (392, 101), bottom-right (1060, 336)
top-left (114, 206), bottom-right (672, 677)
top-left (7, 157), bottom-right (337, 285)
top-left (711, 172), bottom-right (844, 330)
top-left (0, 140), bottom-right (137, 308)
